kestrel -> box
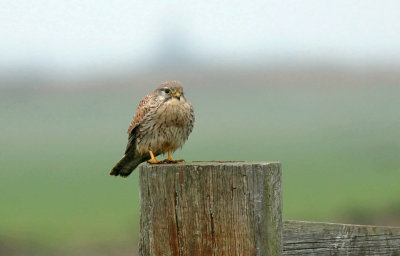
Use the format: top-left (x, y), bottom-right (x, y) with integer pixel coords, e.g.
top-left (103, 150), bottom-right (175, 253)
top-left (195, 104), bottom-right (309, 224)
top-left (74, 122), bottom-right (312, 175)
top-left (110, 81), bottom-right (195, 177)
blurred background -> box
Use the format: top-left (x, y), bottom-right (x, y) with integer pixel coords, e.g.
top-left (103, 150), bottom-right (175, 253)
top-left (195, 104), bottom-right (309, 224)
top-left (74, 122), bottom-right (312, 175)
top-left (1, 1), bottom-right (400, 255)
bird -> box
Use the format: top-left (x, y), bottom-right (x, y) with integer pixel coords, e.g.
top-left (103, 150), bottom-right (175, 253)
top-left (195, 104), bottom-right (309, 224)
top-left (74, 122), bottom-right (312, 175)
top-left (110, 81), bottom-right (195, 177)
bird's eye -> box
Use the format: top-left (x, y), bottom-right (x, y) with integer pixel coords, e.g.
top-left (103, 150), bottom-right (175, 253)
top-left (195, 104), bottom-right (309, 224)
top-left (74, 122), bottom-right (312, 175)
top-left (164, 89), bottom-right (170, 94)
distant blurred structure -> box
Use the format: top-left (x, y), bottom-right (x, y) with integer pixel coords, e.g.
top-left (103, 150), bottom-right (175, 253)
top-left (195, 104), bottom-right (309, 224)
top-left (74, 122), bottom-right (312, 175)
top-left (151, 26), bottom-right (199, 69)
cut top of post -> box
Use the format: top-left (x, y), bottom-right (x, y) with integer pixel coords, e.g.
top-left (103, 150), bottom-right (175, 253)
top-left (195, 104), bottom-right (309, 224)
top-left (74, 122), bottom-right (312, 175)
top-left (145, 160), bottom-right (280, 165)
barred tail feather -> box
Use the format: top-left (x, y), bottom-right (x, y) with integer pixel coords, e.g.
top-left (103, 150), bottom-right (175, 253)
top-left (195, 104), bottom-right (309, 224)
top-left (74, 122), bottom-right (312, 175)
top-left (110, 155), bottom-right (139, 177)
top-left (110, 151), bottom-right (151, 177)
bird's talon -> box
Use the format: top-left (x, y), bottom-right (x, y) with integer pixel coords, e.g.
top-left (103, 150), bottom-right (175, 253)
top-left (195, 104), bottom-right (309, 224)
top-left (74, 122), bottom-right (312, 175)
top-left (147, 150), bottom-right (164, 164)
top-left (147, 160), bottom-right (163, 164)
top-left (163, 159), bottom-right (184, 164)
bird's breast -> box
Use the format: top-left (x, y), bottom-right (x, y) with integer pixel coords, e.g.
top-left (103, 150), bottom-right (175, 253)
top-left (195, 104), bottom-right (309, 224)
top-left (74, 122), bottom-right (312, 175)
top-left (158, 100), bottom-right (192, 127)
top-left (136, 98), bottom-right (194, 155)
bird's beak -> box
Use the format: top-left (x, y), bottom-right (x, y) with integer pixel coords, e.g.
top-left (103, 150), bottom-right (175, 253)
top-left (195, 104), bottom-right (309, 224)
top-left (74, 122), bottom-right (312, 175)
top-left (172, 91), bottom-right (181, 100)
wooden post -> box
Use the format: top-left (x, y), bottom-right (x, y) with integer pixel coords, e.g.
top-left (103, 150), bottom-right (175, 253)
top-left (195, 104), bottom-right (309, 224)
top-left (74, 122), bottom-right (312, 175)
top-left (139, 162), bottom-right (282, 256)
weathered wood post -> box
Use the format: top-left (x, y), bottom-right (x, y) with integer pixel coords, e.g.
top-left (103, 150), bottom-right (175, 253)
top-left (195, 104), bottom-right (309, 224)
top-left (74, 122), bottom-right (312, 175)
top-left (139, 162), bottom-right (282, 256)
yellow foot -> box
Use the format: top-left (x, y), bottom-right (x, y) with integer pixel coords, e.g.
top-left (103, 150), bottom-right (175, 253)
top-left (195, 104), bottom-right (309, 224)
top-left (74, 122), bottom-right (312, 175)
top-left (147, 150), bottom-right (163, 164)
top-left (163, 158), bottom-right (184, 163)
top-left (147, 159), bottom-right (163, 164)
top-left (163, 150), bottom-right (184, 163)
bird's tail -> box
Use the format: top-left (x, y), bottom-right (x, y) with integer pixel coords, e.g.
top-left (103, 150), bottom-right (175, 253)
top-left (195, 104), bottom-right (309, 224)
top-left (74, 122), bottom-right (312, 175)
top-left (110, 153), bottom-right (146, 177)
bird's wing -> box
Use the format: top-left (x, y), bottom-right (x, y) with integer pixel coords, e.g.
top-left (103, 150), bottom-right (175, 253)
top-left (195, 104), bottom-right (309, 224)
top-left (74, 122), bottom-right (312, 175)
top-left (125, 93), bottom-right (154, 154)
top-left (127, 93), bottom-right (153, 134)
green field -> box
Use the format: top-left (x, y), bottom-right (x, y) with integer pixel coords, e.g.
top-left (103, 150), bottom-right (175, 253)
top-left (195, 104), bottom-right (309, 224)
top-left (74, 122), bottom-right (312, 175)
top-left (1, 83), bottom-right (400, 253)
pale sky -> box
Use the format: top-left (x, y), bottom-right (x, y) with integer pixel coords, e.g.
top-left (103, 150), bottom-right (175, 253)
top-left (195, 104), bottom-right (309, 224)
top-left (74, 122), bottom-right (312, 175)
top-left (1, 0), bottom-right (400, 71)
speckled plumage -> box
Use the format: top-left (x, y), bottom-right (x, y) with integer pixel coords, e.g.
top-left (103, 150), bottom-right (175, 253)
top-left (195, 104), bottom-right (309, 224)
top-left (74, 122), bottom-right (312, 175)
top-left (110, 81), bottom-right (194, 177)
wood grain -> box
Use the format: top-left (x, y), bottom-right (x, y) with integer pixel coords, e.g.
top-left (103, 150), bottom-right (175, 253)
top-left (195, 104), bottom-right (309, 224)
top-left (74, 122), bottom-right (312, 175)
top-left (139, 162), bottom-right (282, 256)
top-left (283, 220), bottom-right (400, 255)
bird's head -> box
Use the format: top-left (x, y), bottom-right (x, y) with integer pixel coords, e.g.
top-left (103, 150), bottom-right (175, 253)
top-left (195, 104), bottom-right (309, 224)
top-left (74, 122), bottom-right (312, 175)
top-left (156, 81), bottom-right (184, 101)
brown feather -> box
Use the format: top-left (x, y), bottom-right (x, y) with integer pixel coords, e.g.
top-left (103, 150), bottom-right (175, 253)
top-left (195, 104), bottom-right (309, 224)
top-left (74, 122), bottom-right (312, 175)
top-left (127, 94), bottom-right (153, 134)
